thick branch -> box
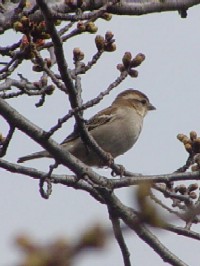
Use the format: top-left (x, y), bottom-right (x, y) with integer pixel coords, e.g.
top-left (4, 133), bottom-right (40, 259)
top-left (99, 189), bottom-right (188, 266)
top-left (0, 0), bottom-right (200, 33)
top-left (107, 0), bottom-right (200, 16)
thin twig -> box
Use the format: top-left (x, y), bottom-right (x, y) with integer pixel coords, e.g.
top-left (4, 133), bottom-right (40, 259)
top-left (109, 213), bottom-right (131, 266)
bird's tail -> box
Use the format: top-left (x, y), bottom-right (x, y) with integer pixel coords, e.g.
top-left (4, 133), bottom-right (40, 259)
top-left (17, 150), bottom-right (50, 163)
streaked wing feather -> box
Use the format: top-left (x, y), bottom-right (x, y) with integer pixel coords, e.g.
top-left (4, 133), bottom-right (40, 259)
top-left (61, 106), bottom-right (116, 144)
top-left (87, 106), bottom-right (116, 131)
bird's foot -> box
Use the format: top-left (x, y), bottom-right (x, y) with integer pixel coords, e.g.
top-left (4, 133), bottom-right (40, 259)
top-left (111, 164), bottom-right (125, 178)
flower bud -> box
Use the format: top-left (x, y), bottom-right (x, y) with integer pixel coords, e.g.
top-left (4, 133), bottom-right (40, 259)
top-left (105, 31), bottom-right (114, 42)
top-left (73, 47), bottom-right (84, 62)
top-left (177, 133), bottom-right (186, 142)
top-left (104, 43), bottom-right (116, 52)
top-left (86, 22), bottom-right (98, 33)
top-left (116, 64), bottom-right (125, 72)
top-left (101, 12), bottom-right (112, 21)
top-left (189, 191), bottom-right (197, 199)
top-left (190, 131), bottom-right (197, 141)
top-left (131, 53), bottom-right (145, 67)
top-left (188, 183), bottom-right (198, 192)
top-left (95, 35), bottom-right (105, 51)
top-left (177, 184), bottom-right (187, 194)
top-left (77, 21), bottom-right (86, 31)
top-left (128, 69), bottom-right (138, 78)
top-left (184, 143), bottom-right (192, 153)
top-left (122, 52), bottom-right (132, 68)
top-left (45, 85), bottom-right (55, 95)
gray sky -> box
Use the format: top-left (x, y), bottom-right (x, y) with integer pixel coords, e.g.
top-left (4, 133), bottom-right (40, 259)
top-left (1, 5), bottom-right (200, 266)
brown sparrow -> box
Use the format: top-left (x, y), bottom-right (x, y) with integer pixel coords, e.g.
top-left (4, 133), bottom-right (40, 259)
top-left (18, 89), bottom-right (156, 166)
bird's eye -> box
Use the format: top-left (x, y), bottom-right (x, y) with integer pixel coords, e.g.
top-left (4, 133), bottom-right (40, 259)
top-left (141, 99), bottom-right (147, 105)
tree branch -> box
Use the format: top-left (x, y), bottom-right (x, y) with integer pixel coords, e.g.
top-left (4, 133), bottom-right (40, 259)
top-left (0, 158), bottom-right (105, 203)
top-left (99, 189), bottom-right (188, 266)
top-left (165, 224), bottom-right (200, 241)
top-left (109, 211), bottom-right (131, 266)
top-left (1, 0), bottom-right (200, 33)
top-left (111, 171), bottom-right (200, 188)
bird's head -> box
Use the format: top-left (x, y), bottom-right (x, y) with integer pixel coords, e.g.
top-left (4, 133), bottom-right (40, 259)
top-left (112, 89), bottom-right (156, 117)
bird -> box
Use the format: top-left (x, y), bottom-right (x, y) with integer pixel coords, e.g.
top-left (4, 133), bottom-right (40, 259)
top-left (17, 89), bottom-right (156, 167)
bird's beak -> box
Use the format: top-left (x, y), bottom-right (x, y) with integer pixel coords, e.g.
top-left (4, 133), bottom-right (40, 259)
top-left (148, 103), bottom-right (156, 111)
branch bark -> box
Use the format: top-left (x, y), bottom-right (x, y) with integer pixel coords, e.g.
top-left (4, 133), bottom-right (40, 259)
top-left (100, 189), bottom-right (188, 266)
top-left (0, 0), bottom-right (200, 33)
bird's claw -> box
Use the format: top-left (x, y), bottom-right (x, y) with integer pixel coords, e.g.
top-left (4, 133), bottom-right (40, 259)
top-left (111, 164), bottom-right (125, 177)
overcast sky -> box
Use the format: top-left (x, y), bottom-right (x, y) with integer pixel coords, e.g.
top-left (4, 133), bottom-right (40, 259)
top-left (1, 4), bottom-right (200, 266)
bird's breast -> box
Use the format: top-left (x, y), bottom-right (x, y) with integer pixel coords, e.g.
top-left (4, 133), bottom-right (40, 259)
top-left (91, 111), bottom-right (143, 158)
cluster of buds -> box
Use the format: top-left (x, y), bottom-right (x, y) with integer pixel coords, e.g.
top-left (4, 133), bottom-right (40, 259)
top-left (77, 21), bottom-right (98, 33)
top-left (177, 131), bottom-right (200, 154)
top-left (177, 131), bottom-right (200, 171)
top-left (32, 58), bottom-right (52, 72)
top-left (117, 52), bottom-right (145, 77)
top-left (95, 31), bottom-right (116, 52)
top-left (13, 16), bottom-right (52, 47)
top-left (174, 183), bottom-right (198, 202)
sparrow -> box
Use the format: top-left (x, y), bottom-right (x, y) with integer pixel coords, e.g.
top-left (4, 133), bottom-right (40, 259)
top-left (17, 89), bottom-right (156, 167)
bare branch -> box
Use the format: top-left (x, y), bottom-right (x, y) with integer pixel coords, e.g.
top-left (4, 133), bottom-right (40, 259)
top-left (111, 171), bottom-right (200, 188)
top-left (99, 188), bottom-right (188, 266)
top-left (109, 211), bottom-right (131, 266)
top-left (0, 158), bottom-right (104, 203)
top-left (107, 0), bottom-right (200, 16)
top-left (0, 0), bottom-right (200, 34)
top-left (165, 224), bottom-right (200, 241)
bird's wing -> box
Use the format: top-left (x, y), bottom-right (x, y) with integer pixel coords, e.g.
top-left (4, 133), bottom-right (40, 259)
top-left (87, 106), bottom-right (116, 131)
top-left (61, 106), bottom-right (117, 144)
